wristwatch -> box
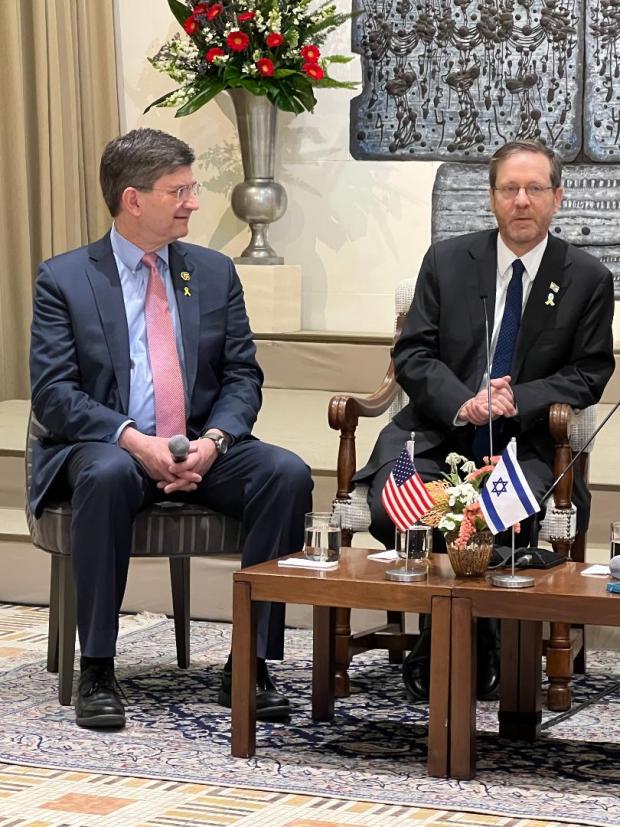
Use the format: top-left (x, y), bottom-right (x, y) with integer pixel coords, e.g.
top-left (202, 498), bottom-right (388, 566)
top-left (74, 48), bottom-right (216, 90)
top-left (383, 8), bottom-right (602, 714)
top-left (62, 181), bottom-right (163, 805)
top-left (200, 430), bottom-right (229, 456)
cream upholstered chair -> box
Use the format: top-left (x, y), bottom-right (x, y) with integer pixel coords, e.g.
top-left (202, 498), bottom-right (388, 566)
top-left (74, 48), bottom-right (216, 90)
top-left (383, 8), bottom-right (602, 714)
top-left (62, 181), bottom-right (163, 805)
top-left (25, 411), bottom-right (244, 705)
top-left (329, 278), bottom-right (595, 710)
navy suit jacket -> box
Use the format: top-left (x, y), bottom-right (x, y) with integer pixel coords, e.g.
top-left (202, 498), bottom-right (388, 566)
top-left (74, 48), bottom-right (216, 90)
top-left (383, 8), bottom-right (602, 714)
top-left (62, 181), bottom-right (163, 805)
top-left (29, 232), bottom-right (263, 517)
top-left (358, 230), bottom-right (615, 482)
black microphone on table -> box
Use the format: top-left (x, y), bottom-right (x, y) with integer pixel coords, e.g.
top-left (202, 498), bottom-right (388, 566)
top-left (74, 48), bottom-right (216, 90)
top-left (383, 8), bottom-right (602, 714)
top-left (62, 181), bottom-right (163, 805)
top-left (479, 290), bottom-right (494, 458)
top-left (513, 399), bottom-right (620, 567)
top-left (168, 434), bottom-right (190, 463)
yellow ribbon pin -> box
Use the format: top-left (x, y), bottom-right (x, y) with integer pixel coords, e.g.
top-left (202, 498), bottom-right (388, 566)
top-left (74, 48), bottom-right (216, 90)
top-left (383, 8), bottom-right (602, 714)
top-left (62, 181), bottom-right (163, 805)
top-left (545, 293), bottom-right (555, 307)
top-left (183, 286), bottom-right (191, 297)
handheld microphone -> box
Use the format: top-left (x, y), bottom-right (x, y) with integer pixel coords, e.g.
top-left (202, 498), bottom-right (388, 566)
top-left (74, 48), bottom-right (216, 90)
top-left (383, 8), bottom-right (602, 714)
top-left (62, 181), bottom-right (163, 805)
top-left (168, 434), bottom-right (190, 463)
top-left (480, 292), bottom-right (494, 457)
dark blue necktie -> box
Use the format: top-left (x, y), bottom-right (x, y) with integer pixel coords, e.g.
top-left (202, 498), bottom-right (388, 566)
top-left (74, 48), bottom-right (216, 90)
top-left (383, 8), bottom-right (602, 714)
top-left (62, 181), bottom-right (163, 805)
top-left (491, 258), bottom-right (525, 378)
top-left (472, 259), bottom-right (525, 463)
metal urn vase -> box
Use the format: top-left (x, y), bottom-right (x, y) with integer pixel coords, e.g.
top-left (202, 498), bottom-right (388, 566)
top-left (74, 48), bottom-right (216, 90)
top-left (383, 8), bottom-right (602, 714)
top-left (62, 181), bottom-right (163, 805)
top-left (228, 88), bottom-right (287, 265)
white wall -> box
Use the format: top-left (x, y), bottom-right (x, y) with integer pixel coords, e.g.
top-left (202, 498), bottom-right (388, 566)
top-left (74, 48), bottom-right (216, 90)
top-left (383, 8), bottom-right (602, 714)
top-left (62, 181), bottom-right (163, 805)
top-left (114, 0), bottom-right (618, 340)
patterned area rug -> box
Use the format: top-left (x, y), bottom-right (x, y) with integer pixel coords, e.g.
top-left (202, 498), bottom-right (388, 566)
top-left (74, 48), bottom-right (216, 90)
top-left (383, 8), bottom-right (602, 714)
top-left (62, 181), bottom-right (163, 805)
top-left (1, 605), bottom-right (620, 826)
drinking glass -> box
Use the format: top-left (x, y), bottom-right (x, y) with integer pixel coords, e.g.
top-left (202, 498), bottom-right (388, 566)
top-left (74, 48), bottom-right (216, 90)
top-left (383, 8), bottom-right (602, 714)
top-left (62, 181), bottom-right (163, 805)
top-left (611, 521), bottom-right (620, 559)
top-left (394, 524), bottom-right (433, 577)
top-left (304, 512), bottom-right (341, 563)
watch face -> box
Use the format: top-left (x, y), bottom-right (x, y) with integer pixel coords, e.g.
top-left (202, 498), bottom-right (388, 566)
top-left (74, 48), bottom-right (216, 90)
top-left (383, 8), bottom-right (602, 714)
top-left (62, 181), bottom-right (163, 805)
top-left (218, 437), bottom-right (229, 455)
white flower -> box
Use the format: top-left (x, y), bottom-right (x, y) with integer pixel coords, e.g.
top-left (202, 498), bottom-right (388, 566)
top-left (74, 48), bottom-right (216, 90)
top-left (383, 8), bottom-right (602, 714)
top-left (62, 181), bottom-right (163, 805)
top-left (461, 460), bottom-right (476, 475)
top-left (439, 514), bottom-right (463, 532)
top-left (447, 482), bottom-right (478, 507)
top-left (445, 452), bottom-right (468, 472)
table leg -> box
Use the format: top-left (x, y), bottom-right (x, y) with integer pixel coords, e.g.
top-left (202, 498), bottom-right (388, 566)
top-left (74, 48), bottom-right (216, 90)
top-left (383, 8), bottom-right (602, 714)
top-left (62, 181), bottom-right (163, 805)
top-left (312, 605), bottom-right (335, 721)
top-left (499, 619), bottom-right (542, 741)
top-left (449, 597), bottom-right (476, 780)
top-left (231, 579), bottom-right (256, 757)
top-left (427, 595), bottom-right (451, 777)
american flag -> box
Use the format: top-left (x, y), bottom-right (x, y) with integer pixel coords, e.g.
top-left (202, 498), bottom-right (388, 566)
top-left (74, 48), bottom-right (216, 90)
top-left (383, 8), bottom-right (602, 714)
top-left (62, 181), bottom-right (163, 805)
top-left (381, 448), bottom-right (435, 531)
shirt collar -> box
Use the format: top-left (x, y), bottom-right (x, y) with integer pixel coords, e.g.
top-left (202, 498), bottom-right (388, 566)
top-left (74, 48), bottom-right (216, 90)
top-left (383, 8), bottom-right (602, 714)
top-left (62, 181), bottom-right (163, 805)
top-left (497, 233), bottom-right (548, 283)
top-left (110, 223), bottom-right (170, 273)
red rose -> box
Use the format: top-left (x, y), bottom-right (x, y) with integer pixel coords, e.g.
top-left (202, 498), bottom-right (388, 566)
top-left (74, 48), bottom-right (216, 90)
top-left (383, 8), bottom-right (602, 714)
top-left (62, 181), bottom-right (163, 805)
top-left (193, 2), bottom-right (208, 13)
top-left (300, 45), bottom-right (320, 63)
top-left (183, 15), bottom-right (199, 35)
top-left (265, 32), bottom-right (284, 48)
top-left (205, 47), bottom-right (225, 62)
top-left (256, 57), bottom-right (275, 76)
top-left (206, 4), bottom-right (223, 20)
top-left (226, 30), bottom-right (250, 51)
top-left (302, 62), bottom-right (324, 80)
top-left (238, 10), bottom-right (256, 21)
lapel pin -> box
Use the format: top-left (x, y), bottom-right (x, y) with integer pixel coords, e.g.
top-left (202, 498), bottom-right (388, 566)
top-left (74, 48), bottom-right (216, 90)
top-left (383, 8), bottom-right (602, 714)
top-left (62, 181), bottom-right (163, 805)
top-left (183, 286), bottom-right (192, 297)
top-left (545, 293), bottom-right (555, 307)
top-left (180, 271), bottom-right (191, 281)
top-left (549, 281), bottom-right (559, 293)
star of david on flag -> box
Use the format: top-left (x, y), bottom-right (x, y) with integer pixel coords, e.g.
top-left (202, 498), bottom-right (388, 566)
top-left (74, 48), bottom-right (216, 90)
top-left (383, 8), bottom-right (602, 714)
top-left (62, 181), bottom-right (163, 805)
top-left (381, 447), bottom-right (435, 531)
top-left (479, 440), bottom-right (540, 535)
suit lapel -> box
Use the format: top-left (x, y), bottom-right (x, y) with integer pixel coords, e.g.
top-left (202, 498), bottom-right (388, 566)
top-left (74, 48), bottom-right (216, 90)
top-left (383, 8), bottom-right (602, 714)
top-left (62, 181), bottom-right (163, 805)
top-left (169, 243), bottom-right (200, 400)
top-left (512, 234), bottom-right (570, 379)
top-left (85, 235), bottom-right (131, 413)
top-left (467, 230), bottom-right (499, 386)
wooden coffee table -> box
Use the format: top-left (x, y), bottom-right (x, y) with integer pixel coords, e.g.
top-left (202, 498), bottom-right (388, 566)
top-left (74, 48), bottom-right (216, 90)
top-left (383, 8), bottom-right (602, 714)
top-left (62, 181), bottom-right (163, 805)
top-left (449, 562), bottom-right (620, 779)
top-left (231, 548), bottom-right (456, 776)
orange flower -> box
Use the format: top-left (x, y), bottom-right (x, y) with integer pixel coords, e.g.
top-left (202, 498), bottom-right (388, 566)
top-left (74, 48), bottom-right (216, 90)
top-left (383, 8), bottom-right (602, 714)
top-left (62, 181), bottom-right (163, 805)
top-left (256, 57), bottom-right (275, 76)
top-left (226, 30), bottom-right (250, 51)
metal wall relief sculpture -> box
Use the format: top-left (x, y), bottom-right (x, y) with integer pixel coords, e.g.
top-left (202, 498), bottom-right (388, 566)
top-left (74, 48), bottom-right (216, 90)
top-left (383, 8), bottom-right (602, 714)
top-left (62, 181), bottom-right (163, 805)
top-left (351, 0), bottom-right (620, 161)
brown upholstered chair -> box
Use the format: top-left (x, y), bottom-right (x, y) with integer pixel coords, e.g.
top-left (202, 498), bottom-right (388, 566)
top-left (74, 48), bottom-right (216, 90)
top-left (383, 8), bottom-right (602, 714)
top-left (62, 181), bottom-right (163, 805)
top-left (24, 411), bottom-right (243, 705)
top-left (329, 279), bottom-right (593, 711)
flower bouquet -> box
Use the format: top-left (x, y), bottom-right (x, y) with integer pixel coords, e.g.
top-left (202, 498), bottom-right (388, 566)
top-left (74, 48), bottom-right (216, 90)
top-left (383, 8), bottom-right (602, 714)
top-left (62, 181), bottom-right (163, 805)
top-left (423, 453), bottom-right (515, 576)
top-left (146, 0), bottom-right (357, 116)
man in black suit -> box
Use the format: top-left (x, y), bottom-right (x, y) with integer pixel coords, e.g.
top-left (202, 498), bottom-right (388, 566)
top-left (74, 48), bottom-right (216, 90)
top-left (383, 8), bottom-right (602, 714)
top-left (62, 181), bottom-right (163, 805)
top-left (30, 128), bottom-right (313, 729)
top-left (357, 140), bottom-right (615, 699)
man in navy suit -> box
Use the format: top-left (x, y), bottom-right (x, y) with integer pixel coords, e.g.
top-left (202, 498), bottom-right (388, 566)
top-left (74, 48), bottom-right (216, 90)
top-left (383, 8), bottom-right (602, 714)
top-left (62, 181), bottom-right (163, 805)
top-left (357, 140), bottom-right (615, 700)
top-left (30, 128), bottom-right (313, 729)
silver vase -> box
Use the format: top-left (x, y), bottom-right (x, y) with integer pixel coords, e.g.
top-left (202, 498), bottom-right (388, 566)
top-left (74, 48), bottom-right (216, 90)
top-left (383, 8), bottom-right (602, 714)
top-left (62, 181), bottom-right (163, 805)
top-left (228, 88), bottom-right (287, 265)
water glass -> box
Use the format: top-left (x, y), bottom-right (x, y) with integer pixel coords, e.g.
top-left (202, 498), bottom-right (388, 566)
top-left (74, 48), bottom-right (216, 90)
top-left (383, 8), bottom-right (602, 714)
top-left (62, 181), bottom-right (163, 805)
top-left (395, 524), bottom-right (432, 576)
top-left (611, 521), bottom-right (620, 559)
top-left (304, 512), bottom-right (341, 563)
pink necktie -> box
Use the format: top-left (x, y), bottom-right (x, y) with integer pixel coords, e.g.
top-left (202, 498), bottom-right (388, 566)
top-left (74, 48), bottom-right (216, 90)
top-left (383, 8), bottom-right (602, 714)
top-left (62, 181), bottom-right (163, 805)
top-left (142, 253), bottom-right (186, 437)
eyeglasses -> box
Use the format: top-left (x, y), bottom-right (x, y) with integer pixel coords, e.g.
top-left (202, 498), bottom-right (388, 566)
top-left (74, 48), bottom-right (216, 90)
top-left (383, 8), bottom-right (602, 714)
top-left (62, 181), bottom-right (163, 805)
top-left (140, 181), bottom-right (202, 202)
top-left (492, 184), bottom-right (556, 200)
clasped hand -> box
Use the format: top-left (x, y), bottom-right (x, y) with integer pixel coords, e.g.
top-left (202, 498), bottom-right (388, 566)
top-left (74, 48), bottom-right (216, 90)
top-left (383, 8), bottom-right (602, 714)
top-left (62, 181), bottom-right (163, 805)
top-left (458, 375), bottom-right (517, 426)
top-left (119, 429), bottom-right (217, 494)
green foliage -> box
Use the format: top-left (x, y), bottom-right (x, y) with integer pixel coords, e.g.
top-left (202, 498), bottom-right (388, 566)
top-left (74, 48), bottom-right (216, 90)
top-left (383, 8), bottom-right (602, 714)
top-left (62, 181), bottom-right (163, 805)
top-left (146, 0), bottom-right (357, 117)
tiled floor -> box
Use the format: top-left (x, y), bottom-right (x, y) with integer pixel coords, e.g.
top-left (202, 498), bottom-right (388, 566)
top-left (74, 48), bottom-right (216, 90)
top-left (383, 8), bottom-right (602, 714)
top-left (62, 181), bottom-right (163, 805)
top-left (0, 605), bottom-right (584, 827)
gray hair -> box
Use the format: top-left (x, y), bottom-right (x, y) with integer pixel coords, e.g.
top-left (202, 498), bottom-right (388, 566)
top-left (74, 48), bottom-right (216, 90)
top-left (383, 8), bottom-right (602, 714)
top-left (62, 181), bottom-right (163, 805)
top-left (100, 128), bottom-right (195, 216)
top-left (489, 140), bottom-right (562, 190)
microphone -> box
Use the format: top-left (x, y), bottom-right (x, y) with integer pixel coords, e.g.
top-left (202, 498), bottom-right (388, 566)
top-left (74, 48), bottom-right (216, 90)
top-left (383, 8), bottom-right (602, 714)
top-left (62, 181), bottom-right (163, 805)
top-left (480, 292), bottom-right (494, 458)
top-left (168, 434), bottom-right (190, 463)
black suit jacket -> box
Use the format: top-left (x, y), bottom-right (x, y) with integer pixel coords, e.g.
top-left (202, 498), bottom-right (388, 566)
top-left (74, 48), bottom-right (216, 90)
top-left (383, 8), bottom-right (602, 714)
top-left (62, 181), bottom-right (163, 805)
top-left (29, 232), bottom-right (263, 517)
top-left (360, 230), bottom-right (615, 481)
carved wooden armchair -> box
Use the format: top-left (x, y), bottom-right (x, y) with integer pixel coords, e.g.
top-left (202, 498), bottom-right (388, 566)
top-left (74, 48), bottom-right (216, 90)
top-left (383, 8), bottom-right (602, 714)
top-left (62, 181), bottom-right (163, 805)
top-left (329, 279), bottom-right (595, 711)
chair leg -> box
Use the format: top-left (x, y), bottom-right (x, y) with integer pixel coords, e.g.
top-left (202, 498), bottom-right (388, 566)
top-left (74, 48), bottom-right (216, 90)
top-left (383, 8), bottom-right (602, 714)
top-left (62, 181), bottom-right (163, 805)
top-left (47, 555), bottom-right (60, 673)
top-left (170, 557), bottom-right (190, 669)
top-left (57, 556), bottom-right (77, 706)
top-left (546, 621), bottom-right (572, 711)
top-left (334, 606), bottom-right (353, 697)
top-left (387, 611), bottom-right (406, 663)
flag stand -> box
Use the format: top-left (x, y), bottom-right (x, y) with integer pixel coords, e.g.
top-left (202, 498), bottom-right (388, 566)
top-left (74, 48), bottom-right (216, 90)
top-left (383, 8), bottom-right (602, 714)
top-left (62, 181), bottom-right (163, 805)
top-left (490, 527), bottom-right (535, 588)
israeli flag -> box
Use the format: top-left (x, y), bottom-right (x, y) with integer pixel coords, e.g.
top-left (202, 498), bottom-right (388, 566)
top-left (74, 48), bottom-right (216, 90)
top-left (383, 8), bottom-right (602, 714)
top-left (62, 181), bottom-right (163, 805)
top-left (479, 441), bottom-right (540, 535)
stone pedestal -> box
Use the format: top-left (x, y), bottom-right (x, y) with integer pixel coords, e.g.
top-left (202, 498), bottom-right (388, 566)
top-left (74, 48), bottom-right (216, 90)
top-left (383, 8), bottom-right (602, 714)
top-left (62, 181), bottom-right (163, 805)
top-left (237, 264), bottom-right (302, 333)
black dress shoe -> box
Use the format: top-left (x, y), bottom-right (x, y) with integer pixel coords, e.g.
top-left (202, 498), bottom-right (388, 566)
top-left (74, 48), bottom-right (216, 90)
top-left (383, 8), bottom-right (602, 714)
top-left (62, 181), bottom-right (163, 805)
top-left (402, 615), bottom-right (431, 702)
top-left (477, 618), bottom-right (500, 701)
top-left (75, 663), bottom-right (125, 729)
top-left (218, 658), bottom-right (290, 720)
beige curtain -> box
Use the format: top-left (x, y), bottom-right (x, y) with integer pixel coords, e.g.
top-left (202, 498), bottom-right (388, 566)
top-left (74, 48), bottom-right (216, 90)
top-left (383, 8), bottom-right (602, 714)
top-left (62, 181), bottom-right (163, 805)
top-left (0, 0), bottom-right (120, 401)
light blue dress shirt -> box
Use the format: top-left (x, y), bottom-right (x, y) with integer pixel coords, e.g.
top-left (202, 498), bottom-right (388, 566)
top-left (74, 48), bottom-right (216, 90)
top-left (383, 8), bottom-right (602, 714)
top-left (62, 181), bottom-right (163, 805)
top-left (110, 224), bottom-right (188, 437)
